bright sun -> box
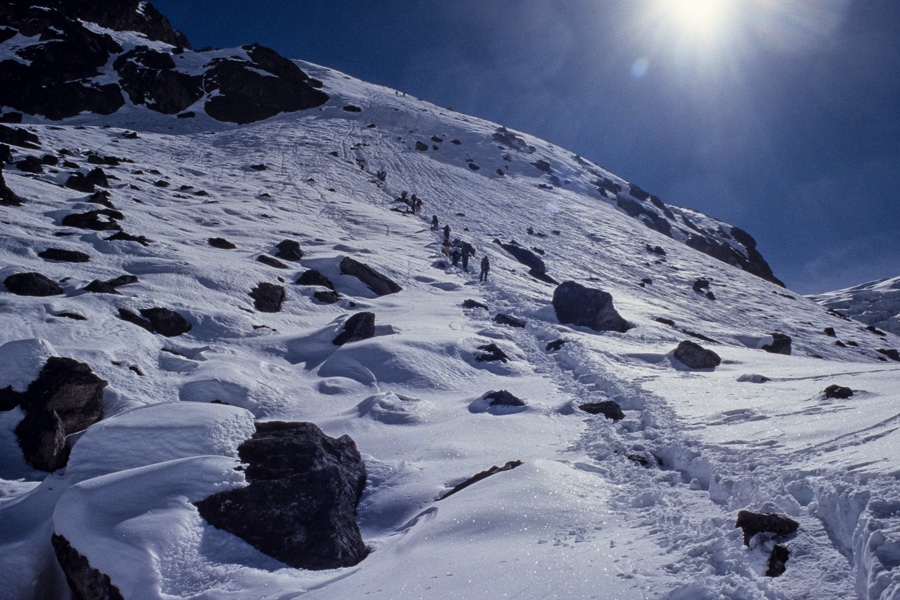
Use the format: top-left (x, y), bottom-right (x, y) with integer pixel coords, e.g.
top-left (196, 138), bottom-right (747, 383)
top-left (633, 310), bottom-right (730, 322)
top-left (655, 0), bottom-right (734, 41)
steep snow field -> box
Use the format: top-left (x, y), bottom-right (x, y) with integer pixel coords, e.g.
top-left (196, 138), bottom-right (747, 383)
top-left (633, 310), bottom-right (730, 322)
top-left (811, 276), bottom-right (900, 337)
top-left (2, 59), bottom-right (900, 600)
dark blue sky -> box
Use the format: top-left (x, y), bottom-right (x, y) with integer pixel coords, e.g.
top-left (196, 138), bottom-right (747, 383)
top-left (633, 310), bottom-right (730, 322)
top-left (152, 0), bottom-right (899, 294)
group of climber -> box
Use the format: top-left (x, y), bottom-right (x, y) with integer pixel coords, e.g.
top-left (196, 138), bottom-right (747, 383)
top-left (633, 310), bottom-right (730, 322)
top-left (396, 190), bottom-right (423, 215)
top-left (434, 216), bottom-right (489, 282)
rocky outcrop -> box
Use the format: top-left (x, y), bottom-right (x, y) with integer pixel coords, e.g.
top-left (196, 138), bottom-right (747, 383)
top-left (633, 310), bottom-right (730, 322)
top-left (673, 340), bottom-right (721, 369)
top-left (339, 256), bottom-right (402, 296)
top-left (499, 242), bottom-right (556, 283)
top-left (208, 237), bottom-right (236, 249)
top-left (52, 533), bottom-right (124, 600)
top-left (4, 272), bottom-right (63, 296)
top-left (195, 421), bottom-right (367, 570)
top-left (113, 46), bottom-right (202, 115)
top-left (333, 312), bottom-right (375, 346)
top-left (552, 281), bottom-right (630, 333)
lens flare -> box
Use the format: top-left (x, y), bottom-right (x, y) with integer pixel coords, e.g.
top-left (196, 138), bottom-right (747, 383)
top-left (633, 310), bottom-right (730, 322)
top-left (652, 0), bottom-right (734, 42)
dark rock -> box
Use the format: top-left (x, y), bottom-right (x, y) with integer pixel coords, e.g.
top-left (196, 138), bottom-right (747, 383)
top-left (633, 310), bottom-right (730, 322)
top-left (274, 239), bottom-right (303, 261)
top-left (646, 244), bottom-right (665, 256)
top-left (52, 533), bottom-right (126, 600)
top-left (0, 111), bottom-right (22, 123)
top-left (706, 291), bottom-right (716, 301)
top-left (16, 155), bottom-right (43, 173)
top-left (436, 460), bottom-right (522, 501)
top-left (578, 400), bottom-right (625, 421)
top-left (250, 283), bottom-right (285, 313)
top-left (41, 154), bottom-right (59, 165)
top-left (15, 408), bottom-right (67, 471)
top-left (87, 190), bottom-right (114, 208)
top-left (484, 390), bottom-right (525, 407)
top-left (616, 198), bottom-right (671, 236)
top-left (866, 325), bottom-right (887, 337)
top-left (823, 385), bottom-right (853, 399)
top-left (823, 327), bottom-right (836, 337)
top-left (38, 248), bottom-right (90, 263)
top-left (552, 281), bottom-right (630, 333)
top-left (415, 141), bottom-right (428, 151)
top-left (139, 308), bottom-right (191, 337)
top-left (766, 544), bottom-right (790, 577)
top-left (339, 256), bottom-right (402, 296)
top-left (493, 313), bottom-right (526, 328)
top-left (153, 180), bottom-right (169, 188)
top-left (105, 231), bottom-right (150, 246)
top-left (333, 312), bottom-right (375, 346)
top-left (655, 317), bottom-right (676, 327)
top-left (673, 340), bottom-right (721, 369)
top-left (249, 164), bottom-right (267, 171)
top-left (55, 312), bottom-right (86, 321)
top-left (61, 209), bottom-right (123, 231)
top-left (0, 124), bottom-right (40, 149)
top-left (762, 333), bottom-right (792, 355)
top-left (628, 183), bottom-right (650, 201)
top-left (177, 111), bottom-right (195, 119)
top-left (735, 511), bottom-right (799, 546)
top-left (257, 255), bottom-right (289, 269)
top-left (0, 144), bottom-right (12, 163)
top-left (113, 47), bottom-right (203, 114)
top-left (462, 299), bottom-right (488, 310)
top-left (343, 105), bottom-right (362, 112)
top-left (877, 349), bottom-right (900, 362)
top-left (0, 386), bottom-right (22, 411)
top-left (692, 278), bottom-right (710, 293)
top-left (296, 269), bottom-right (335, 290)
top-left (0, 165), bottom-right (24, 206)
top-left (208, 237), bottom-right (236, 249)
top-left (117, 308), bottom-right (153, 332)
top-left (83, 280), bottom-right (120, 295)
top-left (194, 421), bottom-right (367, 570)
top-left (546, 339), bottom-right (566, 352)
top-left (313, 290), bottom-right (341, 304)
top-left (4, 272), bottom-right (63, 296)
top-left (86, 154), bottom-right (120, 166)
top-left (500, 242), bottom-right (547, 275)
top-left (21, 356), bottom-right (107, 434)
top-left (475, 343), bottom-right (509, 363)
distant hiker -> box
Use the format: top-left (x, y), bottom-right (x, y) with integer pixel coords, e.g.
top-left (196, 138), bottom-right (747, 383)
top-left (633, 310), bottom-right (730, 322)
top-left (431, 215), bottom-right (439, 231)
top-left (479, 255), bottom-right (490, 282)
top-left (409, 194), bottom-right (419, 214)
top-left (415, 197), bottom-right (423, 214)
top-left (443, 224), bottom-right (450, 243)
top-left (461, 249), bottom-right (470, 272)
top-left (451, 247), bottom-right (461, 267)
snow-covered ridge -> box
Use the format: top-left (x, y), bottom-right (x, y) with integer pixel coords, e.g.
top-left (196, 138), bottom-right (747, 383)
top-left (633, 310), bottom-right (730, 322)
top-left (810, 275), bottom-right (900, 336)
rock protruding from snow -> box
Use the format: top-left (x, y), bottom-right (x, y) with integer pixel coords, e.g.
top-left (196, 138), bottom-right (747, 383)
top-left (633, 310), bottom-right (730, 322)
top-left (4, 272), bottom-right (63, 296)
top-left (475, 343), bottom-right (509, 362)
top-left (0, 164), bottom-right (24, 206)
top-left (194, 421), bottom-right (368, 571)
top-left (437, 460), bottom-right (523, 501)
top-left (823, 385), bottom-right (853, 399)
top-left (762, 333), bottom-right (792, 355)
top-left (15, 407), bottom-right (67, 472)
top-left (339, 256), bottom-right (402, 296)
top-left (139, 307), bottom-right (192, 337)
top-left (333, 312), bottom-right (375, 346)
top-left (250, 283), bottom-right (285, 313)
top-left (735, 510), bottom-right (799, 546)
top-left (274, 239), bottom-right (304, 261)
top-left (552, 281), bottom-right (630, 333)
top-left (208, 237), bottom-right (236, 249)
top-left (673, 341), bottom-right (721, 369)
top-left (296, 269), bottom-right (335, 290)
top-left (578, 400), bottom-right (625, 421)
top-left (52, 533), bottom-right (124, 600)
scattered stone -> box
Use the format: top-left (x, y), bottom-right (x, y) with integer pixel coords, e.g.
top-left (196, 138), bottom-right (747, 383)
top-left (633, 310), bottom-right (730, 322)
top-left (208, 237), bottom-right (236, 249)
top-left (493, 313), bottom-right (526, 328)
top-left (257, 255), bottom-right (289, 269)
top-left (866, 325), bottom-right (887, 337)
top-left (552, 281), bottom-right (630, 333)
top-left (343, 105), bottom-right (362, 112)
top-left (673, 340), bottom-right (721, 369)
top-left (105, 231), bottom-right (150, 245)
top-left (41, 154), bottom-right (58, 165)
top-left (823, 385), bottom-right (853, 399)
top-left (627, 454), bottom-right (651, 468)
top-left (655, 317), bottom-right (676, 327)
top-left (65, 168), bottom-right (109, 193)
top-left (314, 290), bottom-right (341, 304)
top-left (546, 339), bottom-right (566, 352)
top-left (333, 312), bottom-right (376, 346)
top-left (194, 421), bottom-right (367, 570)
top-left (762, 333), bottom-right (792, 355)
top-left (38, 248), bottom-right (90, 263)
top-left (249, 164), bottom-right (267, 171)
top-left (578, 400), bottom-right (625, 421)
top-left (877, 349), bottom-right (900, 362)
top-left (737, 374), bottom-right (770, 383)
top-left (250, 283), bottom-right (286, 313)
top-left (824, 327), bottom-right (836, 337)
top-left (415, 141), bottom-right (428, 151)
top-left (462, 299), bottom-right (488, 310)
top-left (139, 307), bottom-right (192, 337)
top-left (4, 272), bottom-right (63, 296)
top-left (0, 124), bottom-right (40, 149)
top-left (274, 239), bottom-right (303, 261)
top-left (0, 165), bottom-right (23, 206)
top-left (61, 209), bottom-right (123, 231)
top-left (52, 534), bottom-right (124, 600)
top-left (475, 343), bottom-right (509, 363)
top-left (692, 278), bottom-right (710, 293)
top-left (16, 155), bottom-right (43, 173)
top-left (767, 544), bottom-right (790, 577)
top-left (735, 511), bottom-right (799, 546)
top-left (296, 269), bottom-right (335, 290)
top-left (117, 308), bottom-right (153, 331)
top-left (55, 312), bottom-right (87, 321)
top-left (339, 256), bottom-right (402, 296)
top-left (87, 190), bottom-right (115, 208)
top-left (84, 280), bottom-right (120, 294)
top-left (484, 390), bottom-right (524, 407)
top-left (436, 460), bottom-right (522, 501)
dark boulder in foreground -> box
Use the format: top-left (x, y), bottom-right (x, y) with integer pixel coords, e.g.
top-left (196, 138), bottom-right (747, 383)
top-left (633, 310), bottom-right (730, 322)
top-left (673, 340), bottom-right (721, 369)
top-left (4, 272), bottom-right (63, 296)
top-left (275, 239), bottom-right (304, 261)
top-left (578, 400), bottom-right (625, 421)
top-left (195, 421), bottom-right (367, 570)
top-left (139, 307), bottom-right (191, 337)
top-left (767, 544), bottom-right (790, 578)
top-left (52, 533), bottom-right (125, 600)
top-left (475, 343), bottom-right (509, 363)
top-left (1, 165), bottom-right (24, 206)
top-left (735, 510), bottom-right (799, 546)
top-left (15, 407), bottom-right (67, 472)
top-left (208, 237), bottom-right (236, 249)
top-left (552, 281), bottom-right (630, 333)
top-left (493, 313), bottom-right (526, 328)
top-left (762, 333), bottom-right (792, 355)
top-left (38, 248), bottom-right (91, 263)
top-left (250, 283), bottom-right (285, 313)
top-left (339, 256), bottom-right (402, 296)
top-left (334, 312), bottom-right (375, 346)
top-left (823, 385), bottom-right (853, 399)
top-left (296, 269), bottom-right (335, 290)
top-left (483, 390), bottom-right (525, 407)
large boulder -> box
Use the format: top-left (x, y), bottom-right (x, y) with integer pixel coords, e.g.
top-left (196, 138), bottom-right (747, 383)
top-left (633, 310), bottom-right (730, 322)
top-left (139, 307), bottom-right (191, 337)
top-left (552, 281), bottom-right (630, 333)
top-left (673, 340), bottom-right (721, 369)
top-left (339, 256), bottom-right (402, 296)
top-left (250, 283), bottom-right (286, 313)
top-left (762, 333), bottom-right (792, 355)
top-left (21, 357), bottom-right (107, 433)
top-left (0, 164), bottom-right (24, 206)
top-left (275, 239), bottom-right (303, 261)
top-left (578, 400), bottom-right (625, 421)
top-left (195, 421), bottom-right (368, 570)
top-left (296, 269), bottom-right (335, 290)
top-left (52, 534), bottom-right (124, 600)
top-left (4, 272), bottom-right (63, 296)
top-left (735, 511), bottom-right (799, 546)
top-left (14, 408), bottom-right (67, 471)
top-left (333, 312), bottom-right (375, 346)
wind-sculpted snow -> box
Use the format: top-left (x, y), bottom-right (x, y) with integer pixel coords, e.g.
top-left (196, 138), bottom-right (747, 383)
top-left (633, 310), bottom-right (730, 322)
top-left (0, 31), bottom-right (899, 600)
top-left (811, 275), bottom-right (900, 337)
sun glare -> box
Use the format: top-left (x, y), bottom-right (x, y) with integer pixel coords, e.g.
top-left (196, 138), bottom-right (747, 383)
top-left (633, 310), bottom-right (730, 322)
top-left (655, 0), bottom-right (734, 41)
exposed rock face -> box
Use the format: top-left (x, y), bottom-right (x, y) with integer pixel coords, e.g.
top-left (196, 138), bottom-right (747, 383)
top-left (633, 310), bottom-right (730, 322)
top-left (333, 312), bottom-right (375, 346)
top-left (114, 46), bottom-right (202, 114)
top-left (314, 290), bottom-right (340, 304)
top-left (462, 299), bottom-right (488, 310)
top-left (52, 533), bottom-right (125, 600)
top-left (250, 283), bottom-right (286, 313)
top-left (296, 269), bottom-right (335, 290)
top-left (735, 511), bottom-right (799, 546)
top-left (673, 340), bottom-right (721, 369)
top-left (4, 272), bottom-right (63, 296)
top-left (499, 242), bottom-right (556, 282)
top-left (552, 281), bottom-right (630, 333)
top-left (762, 333), bottom-right (792, 355)
top-left (195, 421), bottom-right (368, 570)
top-left (578, 400), bottom-right (625, 421)
top-left (339, 256), bottom-right (402, 296)
top-left (545, 339), bottom-right (566, 352)
top-left (767, 544), bottom-right (790, 577)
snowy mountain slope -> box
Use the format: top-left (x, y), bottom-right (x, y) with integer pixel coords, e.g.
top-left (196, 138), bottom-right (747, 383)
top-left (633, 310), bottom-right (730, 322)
top-left (810, 275), bottom-right (900, 337)
top-left (1, 7), bottom-right (900, 600)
